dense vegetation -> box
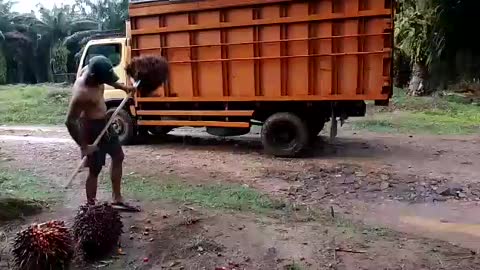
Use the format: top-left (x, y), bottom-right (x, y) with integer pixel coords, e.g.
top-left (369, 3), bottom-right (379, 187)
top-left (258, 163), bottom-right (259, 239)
top-left (1, 0), bottom-right (480, 97)
top-left (0, 0), bottom-right (127, 84)
top-left (395, 0), bottom-right (480, 95)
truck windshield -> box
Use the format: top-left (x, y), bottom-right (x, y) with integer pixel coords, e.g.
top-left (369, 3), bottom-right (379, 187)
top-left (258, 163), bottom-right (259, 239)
top-left (83, 43), bottom-right (122, 67)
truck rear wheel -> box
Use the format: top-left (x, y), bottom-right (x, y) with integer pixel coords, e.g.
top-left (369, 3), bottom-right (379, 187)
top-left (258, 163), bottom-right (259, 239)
top-left (106, 107), bottom-right (135, 145)
top-left (261, 112), bottom-right (309, 157)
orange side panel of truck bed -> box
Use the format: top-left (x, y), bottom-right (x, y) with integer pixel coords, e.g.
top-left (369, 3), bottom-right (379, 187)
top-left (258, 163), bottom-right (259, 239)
top-left (129, 0), bottom-right (393, 102)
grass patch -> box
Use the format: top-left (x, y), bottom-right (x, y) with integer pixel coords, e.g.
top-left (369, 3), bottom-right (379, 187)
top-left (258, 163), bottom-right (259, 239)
top-left (353, 88), bottom-right (480, 135)
top-left (0, 168), bottom-right (58, 221)
top-left (0, 84), bottom-right (70, 125)
top-left (113, 175), bottom-right (283, 213)
top-left (353, 112), bottom-right (479, 135)
top-left (0, 198), bottom-right (43, 222)
top-left (0, 169), bottom-right (59, 202)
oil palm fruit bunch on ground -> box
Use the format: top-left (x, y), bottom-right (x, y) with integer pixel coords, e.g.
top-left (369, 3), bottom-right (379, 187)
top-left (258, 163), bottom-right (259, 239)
top-left (72, 203), bottom-right (123, 260)
top-left (12, 220), bottom-right (73, 270)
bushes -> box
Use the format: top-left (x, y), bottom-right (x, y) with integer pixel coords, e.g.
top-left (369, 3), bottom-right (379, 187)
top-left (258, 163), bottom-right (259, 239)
top-left (51, 45), bottom-right (69, 75)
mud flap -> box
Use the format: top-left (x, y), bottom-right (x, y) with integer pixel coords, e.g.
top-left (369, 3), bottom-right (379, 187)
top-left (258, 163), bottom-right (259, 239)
top-left (330, 108), bottom-right (338, 142)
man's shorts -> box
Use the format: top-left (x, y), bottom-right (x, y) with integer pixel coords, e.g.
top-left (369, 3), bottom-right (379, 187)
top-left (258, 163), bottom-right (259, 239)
top-left (81, 118), bottom-right (123, 171)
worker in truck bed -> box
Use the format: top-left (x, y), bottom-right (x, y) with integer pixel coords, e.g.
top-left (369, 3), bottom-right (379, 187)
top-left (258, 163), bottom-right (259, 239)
top-left (65, 55), bottom-right (141, 212)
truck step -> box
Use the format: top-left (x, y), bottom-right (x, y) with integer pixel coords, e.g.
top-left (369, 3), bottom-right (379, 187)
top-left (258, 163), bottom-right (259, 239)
top-left (136, 110), bottom-right (254, 117)
top-left (137, 120), bottom-right (250, 128)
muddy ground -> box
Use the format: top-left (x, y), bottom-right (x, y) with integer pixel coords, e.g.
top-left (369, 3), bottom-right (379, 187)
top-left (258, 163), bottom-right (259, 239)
top-left (0, 125), bottom-right (479, 269)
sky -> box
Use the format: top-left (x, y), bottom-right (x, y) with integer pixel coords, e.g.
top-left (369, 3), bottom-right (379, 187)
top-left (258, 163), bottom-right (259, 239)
top-left (12, 0), bottom-right (76, 13)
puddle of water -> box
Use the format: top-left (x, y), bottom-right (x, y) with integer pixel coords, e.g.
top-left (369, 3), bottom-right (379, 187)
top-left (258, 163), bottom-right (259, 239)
top-left (401, 215), bottom-right (480, 238)
top-left (364, 201), bottom-right (480, 249)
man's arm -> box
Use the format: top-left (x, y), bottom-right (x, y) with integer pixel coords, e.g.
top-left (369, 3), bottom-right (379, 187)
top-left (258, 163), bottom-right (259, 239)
top-left (108, 82), bottom-right (135, 94)
top-left (65, 95), bottom-right (86, 148)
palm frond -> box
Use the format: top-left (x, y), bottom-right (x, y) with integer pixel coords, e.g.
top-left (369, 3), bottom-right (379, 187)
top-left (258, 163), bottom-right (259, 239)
top-left (394, 0), bottom-right (445, 69)
top-left (63, 29), bottom-right (104, 47)
top-left (3, 31), bottom-right (32, 44)
top-left (70, 19), bottom-right (100, 32)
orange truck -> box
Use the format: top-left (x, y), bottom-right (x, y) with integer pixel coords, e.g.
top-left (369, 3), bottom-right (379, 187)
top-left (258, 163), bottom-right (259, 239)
top-left (78, 0), bottom-right (394, 157)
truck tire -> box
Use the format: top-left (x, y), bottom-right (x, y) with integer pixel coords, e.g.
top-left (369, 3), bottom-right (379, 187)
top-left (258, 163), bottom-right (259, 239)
top-left (261, 112), bottom-right (309, 157)
top-left (106, 107), bottom-right (135, 145)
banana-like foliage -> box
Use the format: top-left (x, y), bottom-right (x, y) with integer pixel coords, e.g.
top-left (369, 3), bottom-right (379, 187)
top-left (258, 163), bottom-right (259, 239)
top-left (395, 0), bottom-right (445, 68)
top-left (395, 0), bottom-right (447, 95)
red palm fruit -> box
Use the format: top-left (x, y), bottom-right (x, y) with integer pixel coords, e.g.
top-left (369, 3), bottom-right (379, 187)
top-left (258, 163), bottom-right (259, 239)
top-left (12, 220), bottom-right (73, 270)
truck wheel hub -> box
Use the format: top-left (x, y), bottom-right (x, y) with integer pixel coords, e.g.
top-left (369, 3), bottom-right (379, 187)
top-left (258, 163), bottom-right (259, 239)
top-left (111, 117), bottom-right (125, 135)
top-left (270, 122), bottom-right (296, 146)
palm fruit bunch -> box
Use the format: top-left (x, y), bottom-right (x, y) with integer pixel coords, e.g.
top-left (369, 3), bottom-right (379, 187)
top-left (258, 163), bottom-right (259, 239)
top-left (12, 220), bottom-right (73, 270)
top-left (72, 203), bottom-right (123, 260)
top-left (125, 55), bottom-right (169, 96)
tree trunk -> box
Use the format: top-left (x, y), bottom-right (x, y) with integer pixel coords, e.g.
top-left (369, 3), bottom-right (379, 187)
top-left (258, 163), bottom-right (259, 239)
top-left (408, 61), bottom-right (429, 96)
top-left (0, 46), bottom-right (6, 85)
top-left (47, 45), bottom-right (54, 82)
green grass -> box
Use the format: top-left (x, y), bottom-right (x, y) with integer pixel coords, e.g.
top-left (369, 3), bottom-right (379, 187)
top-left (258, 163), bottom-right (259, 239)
top-left (353, 88), bottom-right (480, 135)
top-left (0, 168), bottom-right (59, 221)
top-left (354, 112), bottom-right (479, 135)
top-left (110, 174), bottom-right (284, 213)
top-left (0, 198), bottom-right (44, 221)
top-left (0, 84), bottom-right (70, 125)
top-left (0, 169), bottom-right (58, 201)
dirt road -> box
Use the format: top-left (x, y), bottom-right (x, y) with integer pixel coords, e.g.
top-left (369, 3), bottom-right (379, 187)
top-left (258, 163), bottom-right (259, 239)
top-left (1, 125), bottom-right (479, 269)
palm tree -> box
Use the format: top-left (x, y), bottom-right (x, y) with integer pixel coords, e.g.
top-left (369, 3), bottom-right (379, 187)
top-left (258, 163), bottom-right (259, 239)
top-left (74, 0), bottom-right (128, 31)
top-left (0, 0), bottom-right (41, 83)
top-left (0, 0), bottom-right (11, 83)
top-left (34, 4), bottom-right (99, 81)
top-left (395, 0), bottom-right (445, 96)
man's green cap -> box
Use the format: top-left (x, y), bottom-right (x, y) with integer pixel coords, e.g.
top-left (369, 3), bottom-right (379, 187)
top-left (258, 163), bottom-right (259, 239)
top-left (88, 55), bottom-right (119, 84)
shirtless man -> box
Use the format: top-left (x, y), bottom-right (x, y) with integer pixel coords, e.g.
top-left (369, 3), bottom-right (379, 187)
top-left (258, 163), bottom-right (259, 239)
top-left (65, 55), bottom-right (139, 212)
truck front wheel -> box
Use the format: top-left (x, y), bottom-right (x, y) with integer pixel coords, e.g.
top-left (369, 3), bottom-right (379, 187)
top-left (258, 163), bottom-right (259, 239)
top-left (106, 107), bottom-right (135, 145)
top-left (261, 112), bottom-right (309, 157)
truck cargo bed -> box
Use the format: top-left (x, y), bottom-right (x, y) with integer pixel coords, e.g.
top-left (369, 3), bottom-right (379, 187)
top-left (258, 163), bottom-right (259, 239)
top-left (129, 0), bottom-right (394, 102)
